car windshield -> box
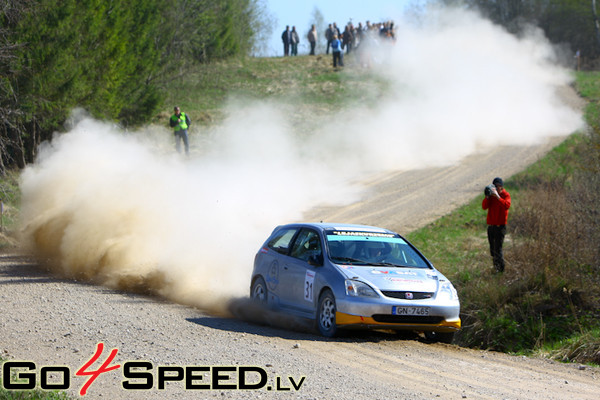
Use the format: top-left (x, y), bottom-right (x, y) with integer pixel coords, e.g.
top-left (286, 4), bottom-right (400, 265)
top-left (325, 230), bottom-right (430, 268)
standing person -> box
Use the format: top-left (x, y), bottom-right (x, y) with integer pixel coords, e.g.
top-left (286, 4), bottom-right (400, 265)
top-left (482, 177), bottom-right (511, 272)
top-left (281, 25), bottom-right (291, 56)
top-left (169, 106), bottom-right (191, 155)
top-left (333, 22), bottom-right (341, 39)
top-left (342, 24), bottom-right (354, 54)
top-left (325, 24), bottom-right (334, 54)
top-left (331, 34), bottom-right (343, 68)
top-left (356, 22), bottom-right (364, 48)
top-left (308, 24), bottom-right (317, 55)
top-left (290, 26), bottom-right (300, 56)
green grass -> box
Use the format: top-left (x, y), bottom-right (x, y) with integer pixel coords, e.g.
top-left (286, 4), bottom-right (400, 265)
top-left (0, 169), bottom-right (21, 250)
top-left (539, 328), bottom-right (600, 365)
top-left (0, 389), bottom-right (70, 400)
top-left (0, 357), bottom-right (70, 399)
top-left (155, 54), bottom-right (391, 128)
top-left (0, 392), bottom-right (69, 400)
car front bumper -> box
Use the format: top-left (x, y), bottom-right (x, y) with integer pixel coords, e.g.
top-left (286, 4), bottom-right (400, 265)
top-left (335, 311), bottom-right (461, 331)
top-left (335, 296), bottom-right (461, 332)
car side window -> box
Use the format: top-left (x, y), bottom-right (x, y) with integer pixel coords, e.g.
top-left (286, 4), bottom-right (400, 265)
top-left (268, 228), bottom-right (298, 255)
top-left (290, 229), bottom-right (322, 262)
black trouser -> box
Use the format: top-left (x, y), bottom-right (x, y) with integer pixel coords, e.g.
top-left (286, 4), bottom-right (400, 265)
top-left (487, 225), bottom-right (506, 272)
top-left (333, 51), bottom-right (343, 67)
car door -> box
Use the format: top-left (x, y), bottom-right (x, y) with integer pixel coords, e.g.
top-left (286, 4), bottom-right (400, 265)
top-left (279, 228), bottom-right (323, 314)
top-left (262, 226), bottom-right (299, 300)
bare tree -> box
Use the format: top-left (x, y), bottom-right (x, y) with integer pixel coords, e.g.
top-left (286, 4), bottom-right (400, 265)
top-left (309, 7), bottom-right (326, 55)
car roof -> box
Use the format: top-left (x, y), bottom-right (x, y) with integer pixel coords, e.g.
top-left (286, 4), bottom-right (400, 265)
top-left (278, 222), bottom-right (398, 235)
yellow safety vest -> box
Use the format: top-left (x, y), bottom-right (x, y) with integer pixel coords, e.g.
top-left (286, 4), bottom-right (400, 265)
top-left (171, 112), bottom-right (188, 131)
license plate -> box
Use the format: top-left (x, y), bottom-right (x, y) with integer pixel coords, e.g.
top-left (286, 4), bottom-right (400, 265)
top-left (392, 306), bottom-right (430, 316)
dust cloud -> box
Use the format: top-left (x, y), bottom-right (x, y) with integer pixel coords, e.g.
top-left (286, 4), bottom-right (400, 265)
top-left (19, 7), bottom-right (583, 315)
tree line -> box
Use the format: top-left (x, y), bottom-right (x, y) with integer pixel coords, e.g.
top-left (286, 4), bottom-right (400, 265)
top-left (0, 0), bottom-right (268, 174)
top-left (439, 0), bottom-right (600, 63)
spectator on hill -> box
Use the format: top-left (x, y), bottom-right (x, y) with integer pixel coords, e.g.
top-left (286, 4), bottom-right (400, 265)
top-left (342, 24), bottom-right (354, 54)
top-left (325, 24), bottom-right (334, 54)
top-left (331, 34), bottom-right (343, 68)
top-left (308, 24), bottom-right (317, 55)
top-left (356, 22), bottom-right (364, 48)
top-left (290, 26), bottom-right (300, 56)
top-left (333, 23), bottom-right (341, 38)
top-left (282, 25), bottom-right (291, 56)
top-left (169, 106), bottom-right (191, 155)
top-left (482, 177), bottom-right (511, 272)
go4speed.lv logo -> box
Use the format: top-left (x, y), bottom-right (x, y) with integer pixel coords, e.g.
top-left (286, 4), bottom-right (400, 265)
top-left (2, 343), bottom-right (305, 395)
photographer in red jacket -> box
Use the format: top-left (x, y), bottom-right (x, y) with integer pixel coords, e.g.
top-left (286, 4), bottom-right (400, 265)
top-left (482, 177), bottom-right (511, 272)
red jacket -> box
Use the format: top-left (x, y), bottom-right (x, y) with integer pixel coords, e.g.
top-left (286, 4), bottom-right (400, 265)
top-left (482, 189), bottom-right (511, 225)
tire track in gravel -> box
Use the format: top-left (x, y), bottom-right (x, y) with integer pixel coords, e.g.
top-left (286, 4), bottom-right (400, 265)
top-left (302, 337), bottom-right (600, 400)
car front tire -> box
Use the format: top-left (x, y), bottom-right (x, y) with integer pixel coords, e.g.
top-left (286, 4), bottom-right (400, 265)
top-left (317, 289), bottom-right (337, 337)
top-left (251, 276), bottom-right (268, 303)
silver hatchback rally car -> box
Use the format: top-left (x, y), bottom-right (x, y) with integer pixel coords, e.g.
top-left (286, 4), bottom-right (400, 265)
top-left (250, 223), bottom-right (461, 342)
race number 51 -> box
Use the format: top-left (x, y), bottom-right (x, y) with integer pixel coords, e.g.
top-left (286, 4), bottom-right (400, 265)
top-left (304, 270), bottom-right (315, 302)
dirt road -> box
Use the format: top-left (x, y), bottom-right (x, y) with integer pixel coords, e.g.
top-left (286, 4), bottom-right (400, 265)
top-left (1, 87), bottom-right (598, 399)
top-left (1, 253), bottom-right (599, 400)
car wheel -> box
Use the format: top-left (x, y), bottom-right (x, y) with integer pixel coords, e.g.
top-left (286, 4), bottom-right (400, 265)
top-left (317, 290), bottom-right (337, 337)
top-left (251, 277), bottom-right (268, 303)
top-left (424, 331), bottom-right (454, 344)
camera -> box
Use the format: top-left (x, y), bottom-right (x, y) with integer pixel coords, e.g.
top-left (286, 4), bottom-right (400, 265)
top-left (484, 184), bottom-right (495, 196)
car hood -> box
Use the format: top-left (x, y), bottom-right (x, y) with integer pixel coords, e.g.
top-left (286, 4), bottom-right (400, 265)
top-left (335, 264), bottom-right (441, 292)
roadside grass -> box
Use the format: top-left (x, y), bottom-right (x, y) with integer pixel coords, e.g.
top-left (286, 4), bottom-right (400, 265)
top-left (0, 388), bottom-right (69, 400)
top-left (541, 328), bottom-right (600, 365)
top-left (407, 72), bottom-right (600, 363)
top-left (0, 357), bottom-right (70, 399)
top-left (574, 71), bottom-right (600, 130)
top-left (0, 169), bottom-right (21, 251)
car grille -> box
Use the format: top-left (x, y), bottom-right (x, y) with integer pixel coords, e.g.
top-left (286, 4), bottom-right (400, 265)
top-left (372, 315), bottom-right (444, 324)
top-left (381, 291), bottom-right (434, 300)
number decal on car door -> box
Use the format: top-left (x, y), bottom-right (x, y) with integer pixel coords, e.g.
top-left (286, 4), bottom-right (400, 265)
top-left (304, 270), bottom-right (315, 302)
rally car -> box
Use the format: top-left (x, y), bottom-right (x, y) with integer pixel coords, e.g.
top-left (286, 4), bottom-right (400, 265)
top-left (250, 222), bottom-right (461, 342)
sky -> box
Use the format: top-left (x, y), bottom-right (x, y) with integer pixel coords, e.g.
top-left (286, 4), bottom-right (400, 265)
top-left (263, 0), bottom-right (420, 56)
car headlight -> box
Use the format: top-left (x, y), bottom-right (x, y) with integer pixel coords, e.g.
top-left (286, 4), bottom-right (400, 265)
top-left (345, 280), bottom-right (379, 297)
top-left (438, 281), bottom-right (459, 301)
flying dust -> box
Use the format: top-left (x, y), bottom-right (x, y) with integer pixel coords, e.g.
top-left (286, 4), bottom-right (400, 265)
top-left (18, 7), bottom-right (582, 324)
